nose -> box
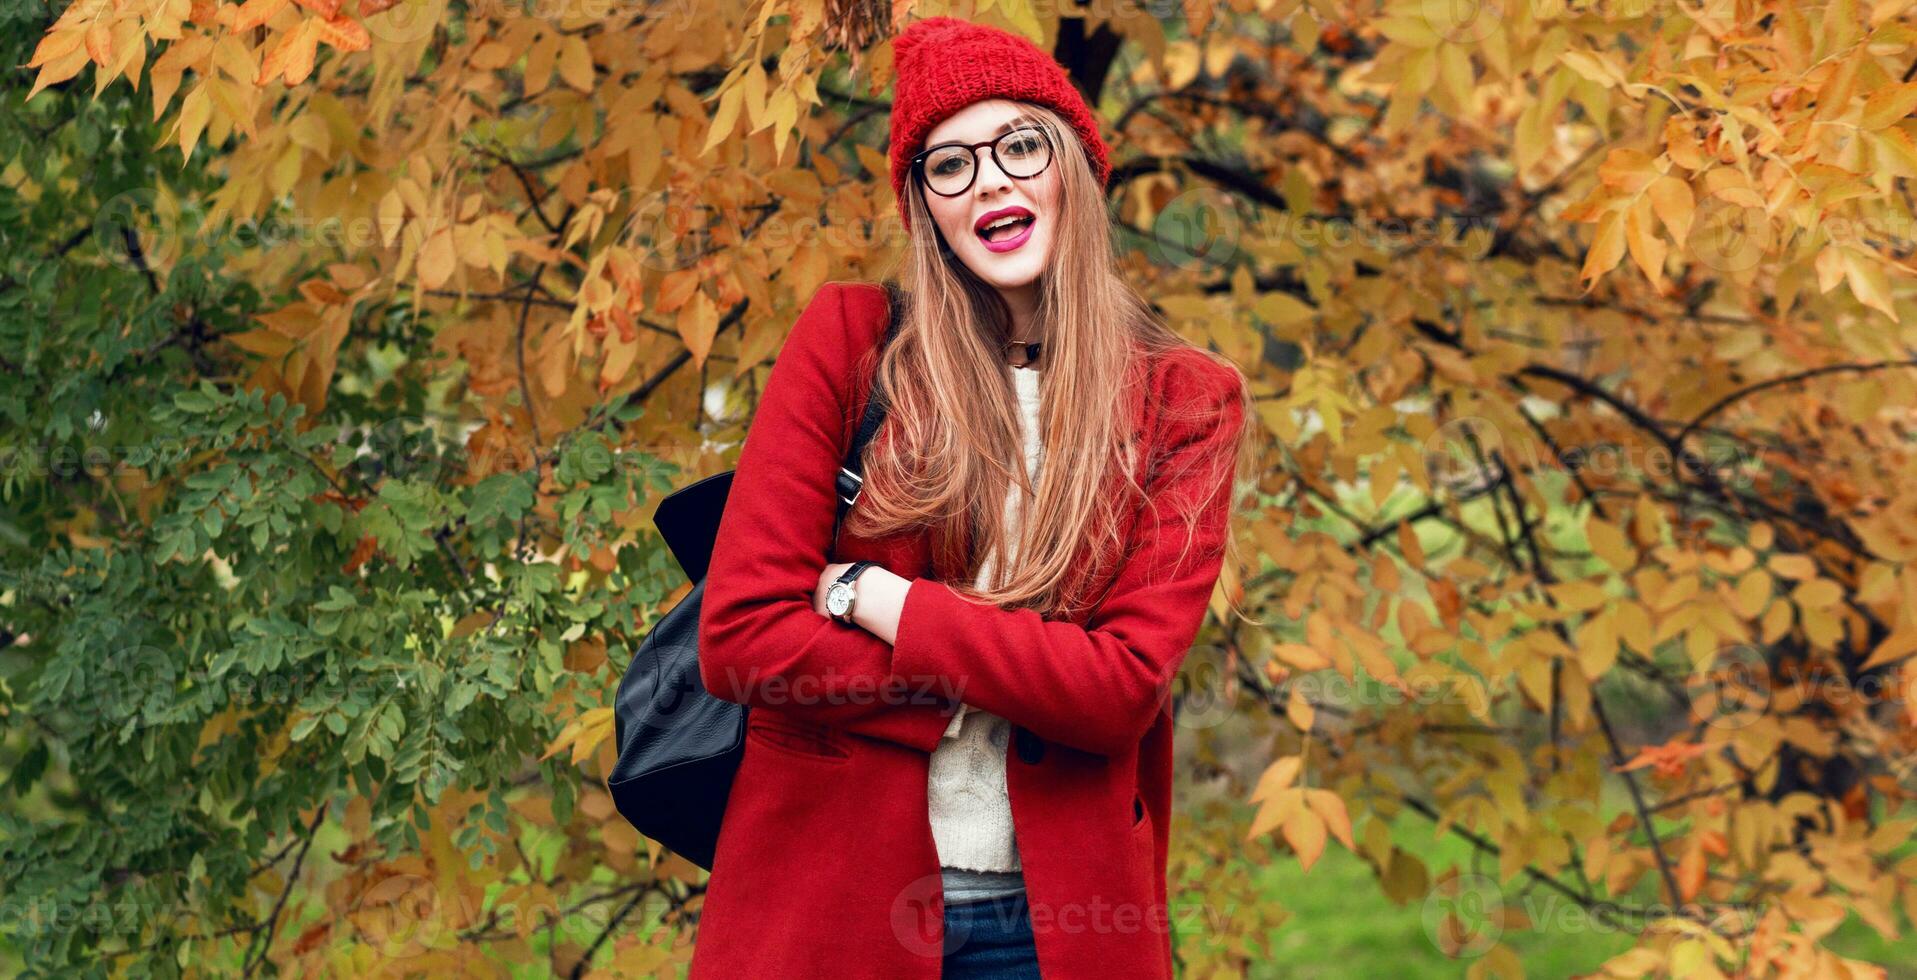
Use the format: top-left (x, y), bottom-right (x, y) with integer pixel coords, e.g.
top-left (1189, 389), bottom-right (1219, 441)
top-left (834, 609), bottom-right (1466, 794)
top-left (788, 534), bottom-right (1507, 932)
top-left (972, 148), bottom-right (1015, 198)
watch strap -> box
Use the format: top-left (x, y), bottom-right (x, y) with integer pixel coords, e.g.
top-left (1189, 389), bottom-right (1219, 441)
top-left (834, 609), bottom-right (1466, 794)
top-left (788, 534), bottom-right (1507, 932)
top-left (830, 560), bottom-right (879, 622)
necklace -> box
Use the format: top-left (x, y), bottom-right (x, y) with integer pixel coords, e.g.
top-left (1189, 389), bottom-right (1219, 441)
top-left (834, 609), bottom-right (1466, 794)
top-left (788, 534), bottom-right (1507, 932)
top-left (1002, 338), bottom-right (1043, 368)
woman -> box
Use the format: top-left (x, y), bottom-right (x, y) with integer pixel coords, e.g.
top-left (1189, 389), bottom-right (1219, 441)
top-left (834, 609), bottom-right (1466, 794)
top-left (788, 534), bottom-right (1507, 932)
top-left (690, 16), bottom-right (1253, 980)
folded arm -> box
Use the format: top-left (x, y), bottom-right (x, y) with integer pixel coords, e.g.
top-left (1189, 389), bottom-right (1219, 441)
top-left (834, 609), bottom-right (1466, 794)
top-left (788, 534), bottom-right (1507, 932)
top-left (891, 355), bottom-right (1248, 757)
top-left (697, 281), bottom-right (960, 753)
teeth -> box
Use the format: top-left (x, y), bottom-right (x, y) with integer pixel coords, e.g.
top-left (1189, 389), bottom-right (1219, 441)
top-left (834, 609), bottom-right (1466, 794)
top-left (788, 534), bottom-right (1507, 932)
top-left (982, 214), bottom-right (1029, 234)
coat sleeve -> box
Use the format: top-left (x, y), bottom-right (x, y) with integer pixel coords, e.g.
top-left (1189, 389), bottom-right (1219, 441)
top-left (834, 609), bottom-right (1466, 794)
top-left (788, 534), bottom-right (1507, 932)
top-left (890, 355), bottom-right (1247, 757)
top-left (698, 281), bottom-right (961, 754)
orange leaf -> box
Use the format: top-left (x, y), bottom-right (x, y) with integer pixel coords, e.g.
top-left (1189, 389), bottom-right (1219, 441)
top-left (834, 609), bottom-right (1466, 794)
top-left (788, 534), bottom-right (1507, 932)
top-left (1304, 789), bottom-right (1355, 851)
top-left (1282, 809), bottom-right (1328, 872)
top-left (84, 23), bottom-right (112, 67)
top-left (256, 18), bottom-right (320, 87)
top-left (1676, 843), bottom-right (1706, 902)
top-left (26, 27), bottom-right (85, 69)
top-left (314, 16), bottom-right (370, 52)
top-left (233, 0), bottom-right (293, 33)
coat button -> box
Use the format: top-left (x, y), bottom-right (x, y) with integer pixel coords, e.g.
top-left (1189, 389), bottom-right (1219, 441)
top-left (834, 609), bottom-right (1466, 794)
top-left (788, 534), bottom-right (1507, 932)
top-left (1014, 727), bottom-right (1045, 765)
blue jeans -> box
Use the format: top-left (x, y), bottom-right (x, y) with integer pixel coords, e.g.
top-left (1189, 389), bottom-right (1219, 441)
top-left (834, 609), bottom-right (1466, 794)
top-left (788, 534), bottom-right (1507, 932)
top-left (942, 891), bottom-right (1042, 979)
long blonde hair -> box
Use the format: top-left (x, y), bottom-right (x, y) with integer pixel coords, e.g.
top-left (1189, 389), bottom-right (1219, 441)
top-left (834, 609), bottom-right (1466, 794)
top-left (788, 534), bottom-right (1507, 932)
top-left (845, 102), bottom-right (1255, 618)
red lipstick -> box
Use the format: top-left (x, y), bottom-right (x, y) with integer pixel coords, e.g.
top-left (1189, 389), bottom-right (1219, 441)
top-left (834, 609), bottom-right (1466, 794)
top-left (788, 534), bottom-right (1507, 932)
top-left (974, 206), bottom-right (1036, 253)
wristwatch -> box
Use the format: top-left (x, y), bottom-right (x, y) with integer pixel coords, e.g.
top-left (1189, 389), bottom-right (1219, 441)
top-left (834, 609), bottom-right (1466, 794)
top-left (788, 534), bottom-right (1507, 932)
top-left (826, 560), bottom-right (880, 625)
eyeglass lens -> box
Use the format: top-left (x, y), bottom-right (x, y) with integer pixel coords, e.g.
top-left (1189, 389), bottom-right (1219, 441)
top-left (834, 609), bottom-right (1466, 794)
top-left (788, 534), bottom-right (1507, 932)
top-left (921, 128), bottom-right (1053, 196)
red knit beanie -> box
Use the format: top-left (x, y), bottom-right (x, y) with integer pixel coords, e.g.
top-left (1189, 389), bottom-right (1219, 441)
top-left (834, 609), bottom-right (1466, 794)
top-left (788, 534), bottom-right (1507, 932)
top-left (888, 16), bottom-right (1113, 230)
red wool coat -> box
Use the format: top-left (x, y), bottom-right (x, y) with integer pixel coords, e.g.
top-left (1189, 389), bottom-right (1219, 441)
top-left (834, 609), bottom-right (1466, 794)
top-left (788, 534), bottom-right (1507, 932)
top-left (689, 281), bottom-right (1246, 980)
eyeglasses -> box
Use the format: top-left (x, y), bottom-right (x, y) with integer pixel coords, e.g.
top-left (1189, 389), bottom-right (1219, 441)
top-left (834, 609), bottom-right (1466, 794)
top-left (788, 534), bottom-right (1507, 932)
top-left (911, 125), bottom-right (1056, 198)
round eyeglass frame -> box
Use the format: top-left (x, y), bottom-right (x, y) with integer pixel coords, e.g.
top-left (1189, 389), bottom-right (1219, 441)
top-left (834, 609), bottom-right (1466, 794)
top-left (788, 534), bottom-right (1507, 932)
top-left (910, 125), bottom-right (1057, 198)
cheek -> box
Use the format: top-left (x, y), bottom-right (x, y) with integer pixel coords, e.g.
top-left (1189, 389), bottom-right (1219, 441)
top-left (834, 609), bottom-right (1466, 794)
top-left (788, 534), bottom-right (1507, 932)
top-left (1034, 173), bottom-right (1063, 254)
top-left (928, 198), bottom-right (972, 247)
top-left (1035, 169), bottom-right (1063, 213)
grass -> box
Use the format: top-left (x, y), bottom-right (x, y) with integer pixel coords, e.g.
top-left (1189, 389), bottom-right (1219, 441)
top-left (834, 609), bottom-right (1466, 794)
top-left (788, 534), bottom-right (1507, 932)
top-left (1238, 815), bottom-right (1917, 979)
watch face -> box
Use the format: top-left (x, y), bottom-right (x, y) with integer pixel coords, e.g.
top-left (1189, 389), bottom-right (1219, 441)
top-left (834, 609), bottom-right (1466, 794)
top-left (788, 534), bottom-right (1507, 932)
top-left (827, 584), bottom-right (852, 616)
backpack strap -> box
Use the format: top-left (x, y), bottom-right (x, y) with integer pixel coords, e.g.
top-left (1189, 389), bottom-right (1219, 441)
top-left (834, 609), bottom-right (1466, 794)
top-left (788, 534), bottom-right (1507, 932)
top-left (832, 281), bottom-right (906, 525)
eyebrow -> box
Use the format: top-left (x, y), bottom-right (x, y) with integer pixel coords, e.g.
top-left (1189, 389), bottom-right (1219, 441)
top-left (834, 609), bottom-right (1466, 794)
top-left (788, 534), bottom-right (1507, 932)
top-left (924, 117), bottom-right (1044, 151)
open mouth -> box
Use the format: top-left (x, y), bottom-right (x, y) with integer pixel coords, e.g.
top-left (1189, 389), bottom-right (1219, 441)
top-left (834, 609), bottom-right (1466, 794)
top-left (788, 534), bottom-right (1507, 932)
top-left (975, 207), bottom-right (1036, 252)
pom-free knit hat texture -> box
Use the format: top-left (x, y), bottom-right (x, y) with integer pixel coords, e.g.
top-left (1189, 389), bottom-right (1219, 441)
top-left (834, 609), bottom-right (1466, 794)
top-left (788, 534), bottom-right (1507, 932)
top-left (888, 16), bottom-right (1113, 228)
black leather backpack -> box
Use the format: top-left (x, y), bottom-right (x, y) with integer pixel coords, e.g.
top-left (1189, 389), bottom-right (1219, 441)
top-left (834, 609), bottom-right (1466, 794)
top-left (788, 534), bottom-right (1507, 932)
top-left (608, 281), bottom-right (905, 870)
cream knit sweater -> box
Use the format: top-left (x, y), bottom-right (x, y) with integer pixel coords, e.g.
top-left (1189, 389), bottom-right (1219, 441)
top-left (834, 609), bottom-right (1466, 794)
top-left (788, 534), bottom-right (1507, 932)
top-left (928, 364), bottom-right (1043, 890)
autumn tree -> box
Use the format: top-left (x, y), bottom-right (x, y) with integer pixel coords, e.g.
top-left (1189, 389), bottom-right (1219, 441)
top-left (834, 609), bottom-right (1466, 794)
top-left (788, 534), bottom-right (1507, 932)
top-left (7, 0), bottom-right (1917, 976)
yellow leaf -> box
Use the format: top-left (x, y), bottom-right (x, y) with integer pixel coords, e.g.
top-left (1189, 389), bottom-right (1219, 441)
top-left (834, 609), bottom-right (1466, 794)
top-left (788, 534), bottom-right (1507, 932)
top-left (1287, 686), bottom-right (1316, 730)
top-left (1250, 756), bottom-right (1301, 802)
top-left (28, 45), bottom-right (88, 102)
top-left (558, 35), bottom-right (594, 93)
top-left (1577, 610), bottom-right (1618, 678)
top-left (522, 30), bottom-right (556, 96)
top-left (742, 61), bottom-right (768, 129)
top-left (599, 332), bottom-right (637, 388)
top-left (768, 88), bottom-right (798, 161)
top-left (418, 227), bottom-right (456, 289)
top-left (26, 26), bottom-right (85, 69)
top-left (1625, 197), bottom-right (1668, 292)
top-left (1791, 577), bottom-right (1842, 609)
top-left (1843, 249), bottom-right (1900, 323)
top-left (1862, 81), bottom-right (1917, 130)
top-left (176, 83), bottom-right (211, 161)
top-left (1586, 514), bottom-right (1636, 571)
top-left (1255, 291), bottom-right (1316, 325)
top-left (1549, 579), bottom-right (1610, 612)
top-left (703, 80), bottom-right (744, 154)
top-left (1558, 49), bottom-right (1623, 87)
top-left (1374, 16), bottom-right (1441, 48)
top-left (1768, 553), bottom-right (1817, 579)
top-left (1162, 40), bottom-right (1201, 89)
top-left (676, 290), bottom-right (720, 369)
top-left (233, 0), bottom-right (293, 32)
top-left (1581, 207), bottom-right (1627, 287)
top-left (1598, 147), bottom-right (1659, 194)
top-left (1862, 630), bottom-right (1917, 670)
top-left (1283, 808), bottom-right (1328, 872)
top-left (1647, 175), bottom-right (1694, 244)
top-left (1304, 789), bottom-right (1355, 851)
top-left (1273, 643), bottom-right (1331, 672)
top-left (1732, 568), bottom-right (1773, 618)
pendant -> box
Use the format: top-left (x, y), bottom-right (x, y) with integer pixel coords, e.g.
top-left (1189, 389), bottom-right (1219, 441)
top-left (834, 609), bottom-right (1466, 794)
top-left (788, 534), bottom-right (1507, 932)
top-left (1005, 340), bottom-right (1042, 368)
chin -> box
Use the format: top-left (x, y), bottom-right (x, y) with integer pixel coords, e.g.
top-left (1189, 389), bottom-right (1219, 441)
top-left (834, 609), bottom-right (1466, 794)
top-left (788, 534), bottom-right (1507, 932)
top-left (959, 241), bottom-right (1051, 292)
top-left (976, 266), bottom-right (1042, 292)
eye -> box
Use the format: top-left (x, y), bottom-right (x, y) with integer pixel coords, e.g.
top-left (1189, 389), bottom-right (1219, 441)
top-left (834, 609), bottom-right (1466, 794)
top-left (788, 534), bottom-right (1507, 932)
top-left (926, 150), bottom-right (970, 176)
top-left (1003, 132), bottom-right (1045, 157)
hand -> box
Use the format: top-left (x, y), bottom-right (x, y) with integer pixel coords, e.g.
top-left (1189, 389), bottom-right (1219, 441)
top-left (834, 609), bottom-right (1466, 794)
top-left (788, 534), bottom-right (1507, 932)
top-left (812, 562), bottom-right (857, 618)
